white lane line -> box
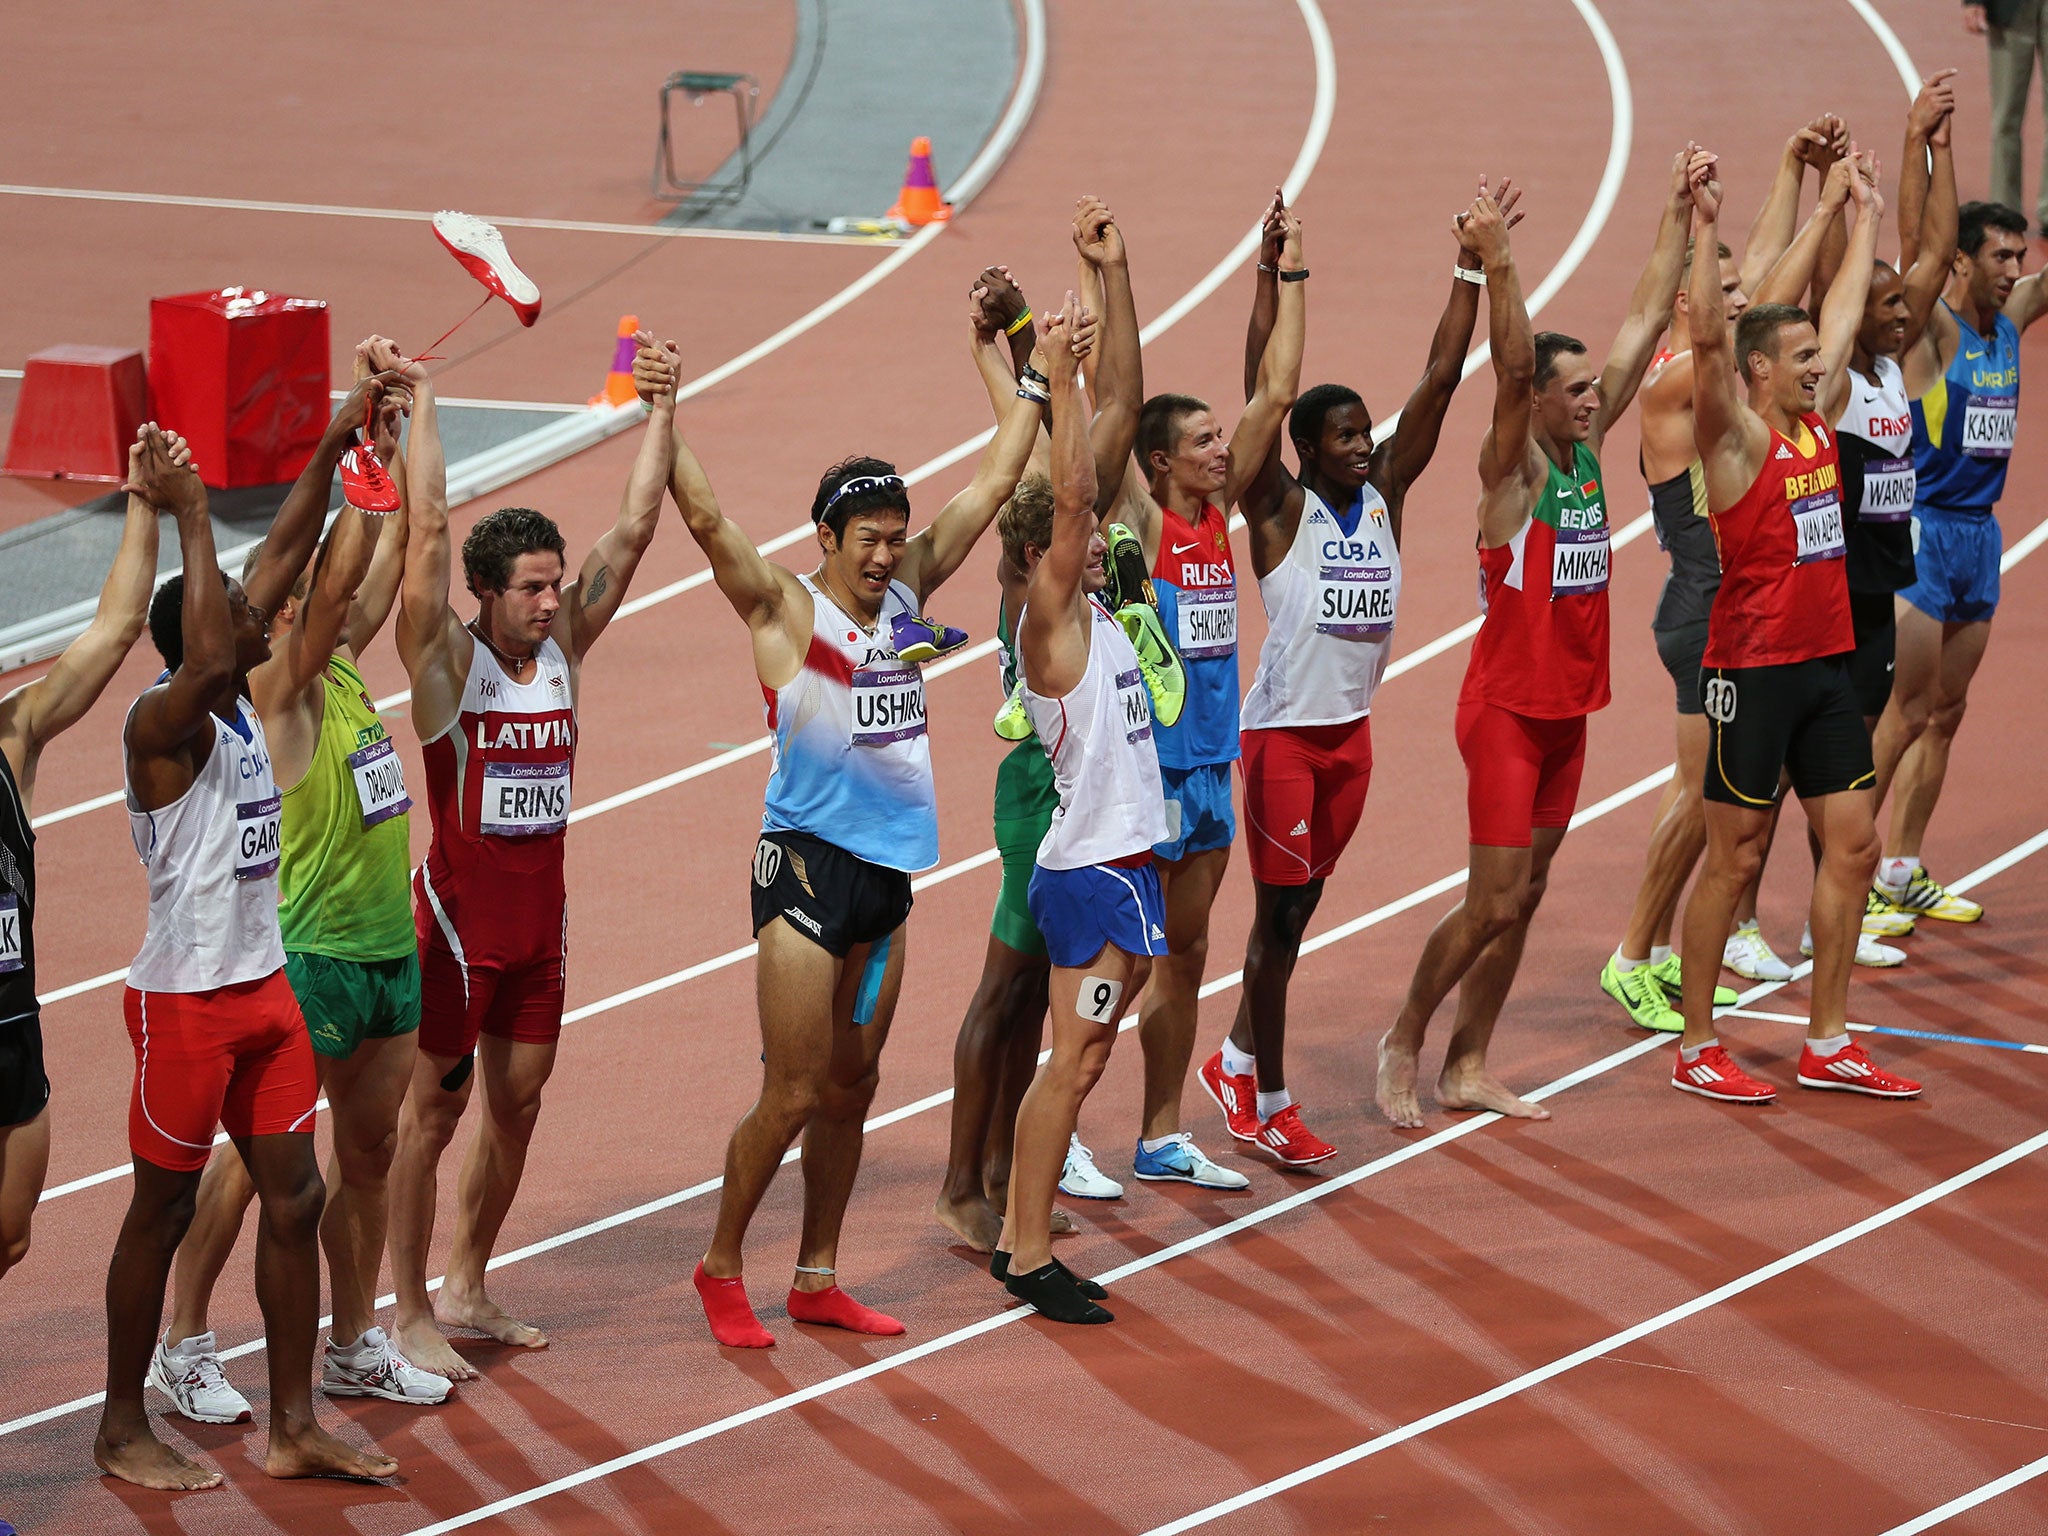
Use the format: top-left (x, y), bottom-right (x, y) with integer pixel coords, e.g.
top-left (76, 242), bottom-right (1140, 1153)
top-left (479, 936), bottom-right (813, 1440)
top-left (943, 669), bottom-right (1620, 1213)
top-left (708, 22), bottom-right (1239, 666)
top-left (1141, 1124), bottom-right (2048, 1535)
top-left (1842, 0), bottom-right (1925, 97)
top-left (1874, 1452), bottom-right (2048, 1535)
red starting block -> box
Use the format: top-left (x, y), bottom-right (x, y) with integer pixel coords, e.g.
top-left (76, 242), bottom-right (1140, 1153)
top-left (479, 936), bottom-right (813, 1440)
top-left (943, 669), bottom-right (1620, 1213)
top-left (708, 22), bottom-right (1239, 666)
top-left (149, 287), bottom-right (330, 489)
top-left (2, 345), bottom-right (149, 482)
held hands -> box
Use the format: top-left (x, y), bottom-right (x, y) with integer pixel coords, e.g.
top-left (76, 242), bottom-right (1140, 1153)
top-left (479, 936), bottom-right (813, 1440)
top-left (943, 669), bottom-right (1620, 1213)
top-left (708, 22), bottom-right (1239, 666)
top-left (1846, 145), bottom-right (1884, 220)
top-left (1685, 144), bottom-right (1722, 222)
top-left (1453, 175), bottom-right (1522, 268)
top-left (1071, 196), bottom-right (1125, 267)
top-left (1790, 113), bottom-right (1848, 172)
top-left (123, 424), bottom-right (204, 514)
top-left (630, 330), bottom-right (681, 407)
top-left (327, 370), bottom-right (406, 450)
top-left (1038, 290), bottom-right (1094, 389)
top-left (1908, 68), bottom-right (1959, 141)
top-left (369, 388), bottom-right (409, 462)
top-left (969, 265), bottom-right (1028, 344)
top-left (361, 335), bottom-right (426, 385)
top-left (1256, 187), bottom-right (1287, 270)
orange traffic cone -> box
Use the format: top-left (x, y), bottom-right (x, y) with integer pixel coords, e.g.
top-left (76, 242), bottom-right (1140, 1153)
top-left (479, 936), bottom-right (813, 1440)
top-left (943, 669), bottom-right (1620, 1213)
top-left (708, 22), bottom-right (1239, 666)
top-left (589, 315), bottom-right (641, 407)
top-left (884, 137), bottom-right (951, 227)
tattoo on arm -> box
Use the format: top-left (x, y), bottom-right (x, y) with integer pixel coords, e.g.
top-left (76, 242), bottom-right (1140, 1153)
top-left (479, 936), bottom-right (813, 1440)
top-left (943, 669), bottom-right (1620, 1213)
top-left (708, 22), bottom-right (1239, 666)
top-left (583, 565), bottom-right (611, 609)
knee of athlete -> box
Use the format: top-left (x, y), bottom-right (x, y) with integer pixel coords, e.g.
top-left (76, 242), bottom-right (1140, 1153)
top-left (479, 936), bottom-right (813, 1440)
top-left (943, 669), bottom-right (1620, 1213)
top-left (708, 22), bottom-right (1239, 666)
top-left (265, 1169), bottom-right (328, 1243)
top-left (1929, 691), bottom-right (1969, 738)
top-left (487, 1089), bottom-right (545, 1143)
top-left (763, 1075), bottom-right (823, 1129)
top-left (0, 1219), bottom-right (31, 1275)
top-left (1516, 871), bottom-right (1552, 923)
top-left (1827, 822), bottom-right (1882, 882)
top-left (1467, 885), bottom-right (1522, 937)
top-left (343, 1124), bottom-right (399, 1186)
top-left (819, 1065), bottom-right (881, 1120)
top-left (1264, 884), bottom-right (1321, 948)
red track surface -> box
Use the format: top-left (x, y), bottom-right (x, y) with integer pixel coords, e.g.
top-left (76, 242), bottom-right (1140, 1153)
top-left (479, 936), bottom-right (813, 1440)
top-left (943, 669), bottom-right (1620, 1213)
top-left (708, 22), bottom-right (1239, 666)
top-left (4, 2), bottom-right (2046, 1532)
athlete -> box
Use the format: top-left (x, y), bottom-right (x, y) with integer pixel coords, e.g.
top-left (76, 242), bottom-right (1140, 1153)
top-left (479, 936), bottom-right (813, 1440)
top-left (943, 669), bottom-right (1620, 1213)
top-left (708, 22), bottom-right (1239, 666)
top-left (1870, 175), bottom-right (2046, 924)
top-left (1671, 148), bottom-right (1922, 1103)
top-left (98, 401), bottom-right (402, 1491)
top-left (155, 344), bottom-right (448, 1421)
top-left (1377, 151), bottom-right (1697, 1130)
top-left (0, 430), bottom-right (161, 1286)
top-left (1204, 186), bottom-right (1492, 1161)
top-left (679, 299), bottom-right (1052, 1348)
top-left (996, 300), bottom-right (1161, 1326)
top-left (385, 334), bottom-right (679, 1380)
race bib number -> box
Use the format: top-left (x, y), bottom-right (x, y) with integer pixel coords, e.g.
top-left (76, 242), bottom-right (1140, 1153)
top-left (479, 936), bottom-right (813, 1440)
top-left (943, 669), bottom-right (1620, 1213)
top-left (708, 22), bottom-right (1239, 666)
top-left (1316, 562), bottom-right (1396, 638)
top-left (1174, 585), bottom-right (1237, 659)
top-left (1076, 974), bottom-right (1123, 1023)
top-left (1791, 489), bottom-right (1846, 563)
top-left (1115, 667), bottom-right (1152, 744)
top-left (481, 760), bottom-right (570, 836)
top-left (1550, 521), bottom-right (1611, 597)
top-left (851, 665), bottom-right (927, 747)
top-left (235, 794), bottom-right (281, 881)
top-left (1962, 395), bottom-right (2017, 459)
top-left (347, 736), bottom-right (411, 829)
top-left (0, 893), bottom-right (21, 974)
top-left (1859, 458), bottom-right (1915, 522)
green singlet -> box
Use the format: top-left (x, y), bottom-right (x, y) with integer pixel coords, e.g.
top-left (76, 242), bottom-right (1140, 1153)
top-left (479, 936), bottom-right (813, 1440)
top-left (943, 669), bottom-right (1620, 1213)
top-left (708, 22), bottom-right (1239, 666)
top-left (990, 598), bottom-right (1057, 957)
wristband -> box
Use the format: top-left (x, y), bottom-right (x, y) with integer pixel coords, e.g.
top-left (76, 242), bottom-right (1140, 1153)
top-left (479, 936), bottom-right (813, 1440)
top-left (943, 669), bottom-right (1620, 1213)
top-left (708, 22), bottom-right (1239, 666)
top-left (1004, 309), bottom-right (1034, 337)
top-left (1016, 383), bottom-right (1050, 404)
top-left (1279, 267), bottom-right (1310, 283)
top-left (1452, 265), bottom-right (1486, 286)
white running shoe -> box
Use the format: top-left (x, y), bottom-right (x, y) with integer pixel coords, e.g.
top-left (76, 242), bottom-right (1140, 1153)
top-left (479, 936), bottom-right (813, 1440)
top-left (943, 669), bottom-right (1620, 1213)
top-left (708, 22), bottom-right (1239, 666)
top-left (148, 1331), bottom-right (252, 1424)
top-left (322, 1326), bottom-right (453, 1405)
top-left (432, 210), bottom-right (542, 326)
top-left (1131, 1133), bottom-right (1251, 1190)
top-left (1801, 925), bottom-right (1906, 969)
top-left (1059, 1134), bottom-right (1124, 1199)
top-left (1723, 920), bottom-right (1794, 982)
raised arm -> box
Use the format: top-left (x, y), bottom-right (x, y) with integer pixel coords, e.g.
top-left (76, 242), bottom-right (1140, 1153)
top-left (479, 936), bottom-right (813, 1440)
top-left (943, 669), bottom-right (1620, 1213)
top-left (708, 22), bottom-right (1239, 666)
top-left (1593, 147), bottom-right (1698, 447)
top-left (560, 334), bottom-right (675, 663)
top-left (1020, 308), bottom-right (1098, 695)
top-left (1900, 99), bottom-right (1959, 351)
top-left (394, 341), bottom-right (469, 699)
top-left (1244, 189), bottom-right (1285, 401)
top-left (1687, 153), bottom-right (1759, 503)
top-left (1225, 201), bottom-right (1305, 513)
top-left (1817, 150), bottom-right (1887, 423)
top-left (241, 371), bottom-right (395, 618)
top-left (1897, 71), bottom-right (1957, 273)
top-left (1074, 197), bottom-right (1143, 517)
top-left (1753, 155), bottom-right (1854, 307)
top-left (125, 430), bottom-right (234, 761)
top-left (1738, 116), bottom-right (1833, 293)
top-left (1475, 186), bottom-right (1536, 497)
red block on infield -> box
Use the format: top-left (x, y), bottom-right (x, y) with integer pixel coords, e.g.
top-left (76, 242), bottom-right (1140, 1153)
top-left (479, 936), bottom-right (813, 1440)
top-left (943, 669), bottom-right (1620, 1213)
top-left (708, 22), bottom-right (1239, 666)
top-left (2, 345), bottom-right (149, 482)
top-left (149, 288), bottom-right (329, 489)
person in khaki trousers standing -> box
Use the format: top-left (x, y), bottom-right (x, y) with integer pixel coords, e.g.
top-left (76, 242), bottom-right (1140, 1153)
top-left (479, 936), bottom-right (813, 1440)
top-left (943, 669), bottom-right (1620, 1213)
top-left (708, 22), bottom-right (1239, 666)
top-left (1970, 0), bottom-right (2048, 229)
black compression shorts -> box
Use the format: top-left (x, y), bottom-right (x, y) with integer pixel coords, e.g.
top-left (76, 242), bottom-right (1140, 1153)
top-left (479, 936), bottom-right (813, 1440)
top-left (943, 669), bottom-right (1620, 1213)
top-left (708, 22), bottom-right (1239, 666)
top-left (750, 829), bottom-right (912, 957)
top-left (1701, 655), bottom-right (1874, 808)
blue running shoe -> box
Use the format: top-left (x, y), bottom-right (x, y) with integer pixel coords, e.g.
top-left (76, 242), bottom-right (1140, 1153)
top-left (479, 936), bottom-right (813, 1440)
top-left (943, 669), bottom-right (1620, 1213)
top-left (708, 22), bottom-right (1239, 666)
top-left (1131, 1133), bottom-right (1249, 1189)
top-left (890, 610), bottom-right (968, 664)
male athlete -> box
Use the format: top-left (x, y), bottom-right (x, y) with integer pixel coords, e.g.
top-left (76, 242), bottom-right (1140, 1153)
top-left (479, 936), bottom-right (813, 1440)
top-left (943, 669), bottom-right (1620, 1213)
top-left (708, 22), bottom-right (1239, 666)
top-left (386, 334), bottom-right (679, 1380)
top-left (1378, 151), bottom-right (1697, 1129)
top-left (675, 300), bottom-right (1049, 1347)
top-left (157, 342), bottom-right (448, 1419)
top-left (1672, 149), bottom-right (1922, 1103)
top-left (1204, 186), bottom-right (1492, 1162)
top-left (99, 398), bottom-right (402, 1490)
top-left (0, 431), bottom-right (161, 1285)
top-left (1870, 175), bottom-right (2046, 922)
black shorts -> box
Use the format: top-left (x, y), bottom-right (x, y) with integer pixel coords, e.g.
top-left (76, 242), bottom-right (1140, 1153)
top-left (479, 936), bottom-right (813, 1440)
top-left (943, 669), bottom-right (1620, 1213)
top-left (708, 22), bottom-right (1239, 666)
top-left (0, 1010), bottom-right (50, 1128)
top-left (749, 829), bottom-right (912, 957)
top-left (1846, 589), bottom-right (1897, 720)
top-left (1655, 620), bottom-right (1711, 717)
top-left (1701, 655), bottom-right (1875, 808)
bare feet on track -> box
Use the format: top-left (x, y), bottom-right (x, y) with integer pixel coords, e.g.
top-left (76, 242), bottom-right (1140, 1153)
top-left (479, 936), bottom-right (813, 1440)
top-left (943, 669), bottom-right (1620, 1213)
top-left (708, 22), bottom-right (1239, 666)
top-left (439, 1288), bottom-right (549, 1351)
top-left (264, 1421), bottom-right (398, 1481)
top-left (1438, 1067), bottom-right (1551, 1121)
top-left (93, 1427), bottom-right (223, 1491)
top-left (1374, 1033), bottom-right (1425, 1129)
top-left (933, 1193), bottom-right (1003, 1253)
top-left (394, 1316), bottom-right (478, 1381)
top-left (1050, 1206), bottom-right (1077, 1236)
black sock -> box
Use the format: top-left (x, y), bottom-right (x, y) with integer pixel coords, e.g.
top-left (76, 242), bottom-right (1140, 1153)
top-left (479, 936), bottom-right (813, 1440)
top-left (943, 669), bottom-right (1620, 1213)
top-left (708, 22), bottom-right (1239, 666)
top-left (991, 1250), bottom-right (1106, 1299)
top-left (1005, 1261), bottom-right (1113, 1324)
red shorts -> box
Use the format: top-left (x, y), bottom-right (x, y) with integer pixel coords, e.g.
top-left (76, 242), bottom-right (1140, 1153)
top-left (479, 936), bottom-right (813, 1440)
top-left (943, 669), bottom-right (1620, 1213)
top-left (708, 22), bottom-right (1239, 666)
top-left (415, 868), bottom-right (566, 1059)
top-left (124, 970), bottom-right (318, 1173)
top-left (1238, 717), bottom-right (1374, 886)
top-left (1456, 699), bottom-right (1588, 848)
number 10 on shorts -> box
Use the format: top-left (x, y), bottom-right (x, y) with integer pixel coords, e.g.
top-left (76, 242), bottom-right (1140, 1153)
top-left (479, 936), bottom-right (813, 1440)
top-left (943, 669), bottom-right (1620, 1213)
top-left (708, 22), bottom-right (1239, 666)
top-left (1704, 676), bottom-right (1737, 722)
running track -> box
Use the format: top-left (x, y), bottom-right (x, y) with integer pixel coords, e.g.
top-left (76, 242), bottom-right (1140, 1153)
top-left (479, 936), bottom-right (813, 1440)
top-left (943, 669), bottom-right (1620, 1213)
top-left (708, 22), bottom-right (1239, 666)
top-left (3, 2), bottom-right (2046, 1531)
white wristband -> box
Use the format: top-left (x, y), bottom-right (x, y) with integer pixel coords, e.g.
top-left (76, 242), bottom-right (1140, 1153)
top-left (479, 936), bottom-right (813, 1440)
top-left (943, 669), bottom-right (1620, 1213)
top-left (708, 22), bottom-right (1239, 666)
top-left (1453, 266), bottom-right (1487, 286)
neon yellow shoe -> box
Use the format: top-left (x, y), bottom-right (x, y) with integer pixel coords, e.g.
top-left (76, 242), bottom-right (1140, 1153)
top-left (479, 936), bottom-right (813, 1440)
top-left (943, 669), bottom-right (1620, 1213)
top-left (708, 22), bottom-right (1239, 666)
top-left (1649, 953), bottom-right (1737, 1008)
top-left (1600, 957), bottom-right (1684, 1033)
top-left (1114, 603), bottom-right (1186, 728)
top-left (992, 679), bottom-right (1033, 742)
top-left (1886, 866), bottom-right (1983, 924)
top-left (1103, 521), bottom-right (1157, 612)
top-left (1863, 887), bottom-right (1915, 938)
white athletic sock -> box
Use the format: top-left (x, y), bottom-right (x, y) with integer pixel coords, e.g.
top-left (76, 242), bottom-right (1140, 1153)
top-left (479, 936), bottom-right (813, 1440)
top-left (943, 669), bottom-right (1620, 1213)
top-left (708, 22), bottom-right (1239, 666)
top-left (1256, 1089), bottom-right (1293, 1120)
top-left (1649, 945), bottom-right (1674, 966)
top-left (1614, 948), bottom-right (1649, 972)
top-left (1140, 1135), bottom-right (1181, 1154)
top-left (1878, 855), bottom-right (1920, 895)
top-left (1221, 1040), bottom-right (1257, 1078)
top-left (1679, 1038), bottom-right (1716, 1064)
top-left (1806, 1032), bottom-right (1852, 1057)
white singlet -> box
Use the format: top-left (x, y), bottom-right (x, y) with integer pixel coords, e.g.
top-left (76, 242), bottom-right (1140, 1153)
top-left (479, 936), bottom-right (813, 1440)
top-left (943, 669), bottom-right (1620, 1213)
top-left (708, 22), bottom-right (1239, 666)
top-left (1240, 484), bottom-right (1403, 731)
top-left (1837, 353), bottom-right (1915, 520)
top-left (1021, 599), bottom-right (1169, 870)
top-left (126, 697), bottom-right (287, 993)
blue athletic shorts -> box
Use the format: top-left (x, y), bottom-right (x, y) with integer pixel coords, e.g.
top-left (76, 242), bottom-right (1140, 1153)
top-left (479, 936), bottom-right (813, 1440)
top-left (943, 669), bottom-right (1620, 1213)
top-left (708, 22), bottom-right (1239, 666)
top-left (1027, 859), bottom-right (1167, 970)
top-left (1154, 761), bottom-right (1235, 862)
top-left (1899, 506), bottom-right (2001, 624)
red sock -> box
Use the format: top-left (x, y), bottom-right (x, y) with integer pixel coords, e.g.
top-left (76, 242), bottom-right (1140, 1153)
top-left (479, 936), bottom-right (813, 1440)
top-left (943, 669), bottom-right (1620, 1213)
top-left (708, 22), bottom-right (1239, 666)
top-left (695, 1262), bottom-right (774, 1348)
top-left (786, 1284), bottom-right (905, 1337)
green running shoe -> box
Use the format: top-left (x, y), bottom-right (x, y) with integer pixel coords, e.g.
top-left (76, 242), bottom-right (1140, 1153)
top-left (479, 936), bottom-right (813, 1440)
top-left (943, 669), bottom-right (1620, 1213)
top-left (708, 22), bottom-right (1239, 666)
top-left (1102, 522), bottom-right (1157, 613)
top-left (993, 678), bottom-right (1033, 742)
top-left (1600, 956), bottom-right (1684, 1033)
top-left (1649, 953), bottom-right (1736, 1008)
top-left (1114, 603), bottom-right (1186, 728)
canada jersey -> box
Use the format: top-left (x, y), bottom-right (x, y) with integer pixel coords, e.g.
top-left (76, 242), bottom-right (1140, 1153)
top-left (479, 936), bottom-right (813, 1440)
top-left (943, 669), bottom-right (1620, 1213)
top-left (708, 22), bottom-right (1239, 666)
top-left (1461, 441), bottom-right (1611, 719)
top-left (1837, 354), bottom-right (1917, 594)
top-left (1241, 484), bottom-right (1403, 731)
top-left (1913, 303), bottom-right (2019, 513)
top-left (1703, 412), bottom-right (1854, 668)
top-left (761, 576), bottom-right (937, 873)
top-left (418, 633), bottom-right (576, 966)
top-left (1150, 501), bottom-right (1239, 767)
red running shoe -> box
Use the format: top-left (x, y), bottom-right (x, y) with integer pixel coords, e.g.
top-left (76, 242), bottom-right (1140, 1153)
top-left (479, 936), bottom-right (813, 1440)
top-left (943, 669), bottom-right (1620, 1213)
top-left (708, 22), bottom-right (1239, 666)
top-left (1796, 1039), bottom-right (1922, 1098)
top-left (1197, 1051), bottom-right (1259, 1143)
top-left (338, 438), bottom-right (401, 515)
top-left (1254, 1104), bottom-right (1337, 1166)
top-left (432, 211), bottom-right (542, 326)
top-left (1671, 1044), bottom-right (1777, 1103)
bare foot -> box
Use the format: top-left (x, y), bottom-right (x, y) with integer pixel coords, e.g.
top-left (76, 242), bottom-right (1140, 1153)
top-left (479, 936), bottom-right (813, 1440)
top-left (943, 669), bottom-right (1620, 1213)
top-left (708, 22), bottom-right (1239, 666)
top-left (393, 1316), bottom-right (477, 1382)
top-left (1049, 1206), bottom-right (1076, 1237)
top-left (1375, 1032), bottom-right (1426, 1129)
top-left (439, 1287), bottom-right (549, 1350)
top-left (1437, 1066), bottom-right (1551, 1121)
top-left (94, 1424), bottom-right (223, 1491)
top-left (265, 1420), bottom-right (398, 1481)
top-left (933, 1192), bottom-right (1003, 1253)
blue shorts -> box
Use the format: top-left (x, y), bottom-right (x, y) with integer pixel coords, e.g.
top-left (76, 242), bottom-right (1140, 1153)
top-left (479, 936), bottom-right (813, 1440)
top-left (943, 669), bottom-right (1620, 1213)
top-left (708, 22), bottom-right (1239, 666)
top-left (1899, 506), bottom-right (2001, 624)
top-left (1154, 761), bottom-right (1236, 861)
top-left (1027, 859), bottom-right (1167, 970)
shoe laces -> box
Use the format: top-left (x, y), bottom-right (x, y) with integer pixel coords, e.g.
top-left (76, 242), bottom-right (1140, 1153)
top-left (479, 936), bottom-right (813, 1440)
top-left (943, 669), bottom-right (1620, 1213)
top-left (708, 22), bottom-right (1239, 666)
top-left (181, 1352), bottom-right (232, 1393)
